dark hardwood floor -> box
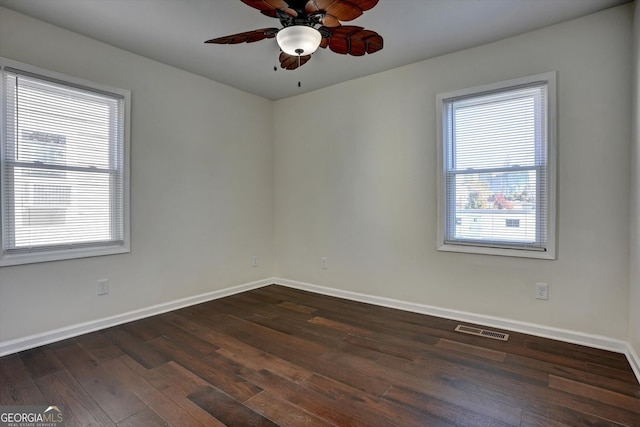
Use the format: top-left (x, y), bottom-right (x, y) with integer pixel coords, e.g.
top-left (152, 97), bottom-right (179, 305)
top-left (1, 284), bottom-right (639, 426)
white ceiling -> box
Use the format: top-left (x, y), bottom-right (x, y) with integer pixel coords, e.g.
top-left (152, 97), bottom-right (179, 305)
top-left (0, 0), bottom-right (630, 100)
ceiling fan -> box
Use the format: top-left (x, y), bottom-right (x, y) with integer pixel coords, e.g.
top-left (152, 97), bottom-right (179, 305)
top-left (205, 0), bottom-right (383, 70)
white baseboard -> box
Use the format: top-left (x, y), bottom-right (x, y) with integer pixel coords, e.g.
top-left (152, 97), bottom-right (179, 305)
top-left (627, 345), bottom-right (640, 382)
top-left (274, 278), bottom-right (632, 356)
top-left (0, 278), bottom-right (273, 357)
top-left (3, 276), bottom-right (639, 384)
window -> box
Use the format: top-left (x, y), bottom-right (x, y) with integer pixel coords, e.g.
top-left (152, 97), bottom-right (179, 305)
top-left (436, 72), bottom-right (556, 259)
top-left (1, 58), bottom-right (130, 266)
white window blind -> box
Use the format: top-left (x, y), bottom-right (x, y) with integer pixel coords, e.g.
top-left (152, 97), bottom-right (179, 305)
top-left (437, 72), bottom-right (556, 259)
top-left (1, 59), bottom-right (130, 265)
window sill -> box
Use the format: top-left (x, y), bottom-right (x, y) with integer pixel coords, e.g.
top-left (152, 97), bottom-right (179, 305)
top-left (0, 245), bottom-right (130, 267)
top-left (437, 242), bottom-right (556, 260)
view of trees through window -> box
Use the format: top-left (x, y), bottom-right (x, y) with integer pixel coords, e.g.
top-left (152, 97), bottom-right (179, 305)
top-left (453, 170), bottom-right (537, 243)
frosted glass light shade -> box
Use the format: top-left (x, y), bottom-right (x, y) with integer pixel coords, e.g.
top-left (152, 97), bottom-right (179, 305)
top-left (276, 25), bottom-right (322, 56)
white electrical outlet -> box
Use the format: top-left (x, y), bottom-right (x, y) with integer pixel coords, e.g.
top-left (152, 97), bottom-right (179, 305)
top-left (535, 282), bottom-right (549, 300)
top-left (252, 255), bottom-right (259, 267)
top-left (320, 257), bottom-right (328, 269)
top-left (97, 279), bottom-right (109, 296)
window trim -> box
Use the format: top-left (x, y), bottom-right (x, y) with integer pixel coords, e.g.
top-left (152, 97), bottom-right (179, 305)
top-left (0, 57), bottom-right (131, 266)
top-left (436, 72), bottom-right (557, 260)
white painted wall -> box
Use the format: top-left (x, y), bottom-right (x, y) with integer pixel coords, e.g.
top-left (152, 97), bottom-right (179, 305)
top-left (0, 7), bottom-right (274, 342)
top-left (274, 5), bottom-right (633, 340)
top-left (630, 1), bottom-right (640, 359)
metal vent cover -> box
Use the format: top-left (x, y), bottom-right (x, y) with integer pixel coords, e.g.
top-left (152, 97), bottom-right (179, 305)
top-left (455, 325), bottom-right (509, 341)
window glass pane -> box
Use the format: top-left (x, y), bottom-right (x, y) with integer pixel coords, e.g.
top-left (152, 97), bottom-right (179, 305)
top-left (449, 171), bottom-right (538, 244)
top-left (10, 167), bottom-right (118, 248)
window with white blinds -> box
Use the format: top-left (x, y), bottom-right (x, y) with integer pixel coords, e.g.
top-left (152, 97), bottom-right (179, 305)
top-left (1, 58), bottom-right (130, 266)
top-left (436, 72), bottom-right (556, 259)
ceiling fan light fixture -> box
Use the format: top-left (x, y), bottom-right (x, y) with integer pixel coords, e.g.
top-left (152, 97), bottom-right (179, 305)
top-left (276, 25), bottom-right (322, 56)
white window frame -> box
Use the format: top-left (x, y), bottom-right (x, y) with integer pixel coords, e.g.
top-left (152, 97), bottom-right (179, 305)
top-left (0, 58), bottom-right (131, 266)
top-left (436, 72), bottom-right (557, 259)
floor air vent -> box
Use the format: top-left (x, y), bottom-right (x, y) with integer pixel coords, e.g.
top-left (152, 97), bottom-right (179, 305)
top-left (455, 325), bottom-right (509, 341)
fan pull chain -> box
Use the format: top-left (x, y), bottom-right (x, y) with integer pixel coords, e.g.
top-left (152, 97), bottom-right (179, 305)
top-left (296, 49), bottom-right (303, 88)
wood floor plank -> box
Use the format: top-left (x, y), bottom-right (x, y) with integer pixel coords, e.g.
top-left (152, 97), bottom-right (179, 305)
top-left (435, 338), bottom-right (507, 362)
top-left (548, 374), bottom-right (640, 414)
top-left (116, 408), bottom-right (168, 427)
top-left (277, 300), bottom-right (318, 314)
top-left (219, 293), bottom-right (284, 319)
top-left (122, 359), bottom-right (226, 426)
top-left (525, 339), bottom-right (632, 371)
top-left (0, 380), bottom-right (46, 405)
top-left (19, 346), bottom-right (65, 379)
top-left (520, 411), bottom-right (573, 427)
top-left (504, 352), bottom-right (640, 395)
top-left (343, 332), bottom-right (435, 361)
top-left (138, 361), bottom-right (212, 396)
top-left (160, 311), bottom-right (250, 350)
top-left (412, 344), bottom-right (548, 390)
top-left (102, 356), bottom-right (215, 427)
top-left (374, 357), bottom-right (524, 425)
top-left (586, 361), bottom-right (640, 385)
top-left (307, 316), bottom-right (374, 337)
top-left (53, 341), bottom-right (147, 423)
top-left (160, 312), bottom-right (312, 383)
top-left (302, 373), bottom-right (457, 427)
top-left (245, 391), bottom-right (335, 427)
top-left (390, 347), bottom-right (640, 424)
top-left (121, 317), bottom-right (166, 342)
top-left (36, 370), bottom-right (115, 427)
top-left (102, 327), bottom-right (169, 369)
top-left (216, 347), bottom-right (312, 384)
top-left (149, 335), bottom-right (262, 402)
top-left (248, 368), bottom-right (398, 427)
top-left (188, 386), bottom-right (279, 427)
top-left (218, 314), bottom-right (328, 357)
top-left (0, 284), bottom-right (638, 426)
top-left (150, 317), bottom-right (220, 355)
top-left (299, 349), bottom-right (392, 397)
top-left (383, 384), bottom-right (517, 427)
top-left (249, 310), bottom-right (348, 346)
top-left (75, 331), bottom-right (125, 363)
top-left (0, 354), bottom-right (32, 385)
top-left (521, 405), bottom-right (630, 427)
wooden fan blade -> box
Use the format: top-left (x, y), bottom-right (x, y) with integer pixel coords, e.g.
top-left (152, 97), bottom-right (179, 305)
top-left (306, 0), bottom-right (378, 22)
top-left (320, 14), bottom-right (342, 28)
top-left (279, 52), bottom-right (312, 70)
top-left (205, 28), bottom-right (279, 44)
top-left (326, 25), bottom-right (383, 55)
top-left (241, 0), bottom-right (297, 17)
top-left (260, 10), bottom-right (279, 18)
top-left (348, 0), bottom-right (378, 11)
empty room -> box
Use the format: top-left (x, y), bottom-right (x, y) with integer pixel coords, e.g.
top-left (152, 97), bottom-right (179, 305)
top-left (0, 0), bottom-right (639, 425)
